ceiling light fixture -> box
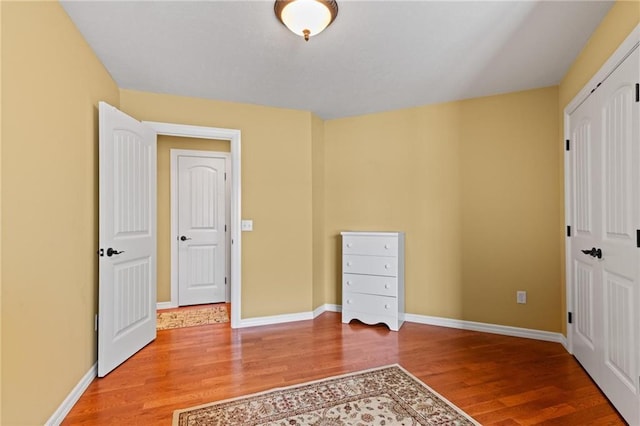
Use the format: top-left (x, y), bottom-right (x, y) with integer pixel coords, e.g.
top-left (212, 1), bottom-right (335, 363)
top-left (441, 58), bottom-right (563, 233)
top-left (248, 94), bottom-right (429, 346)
top-left (274, 0), bottom-right (338, 42)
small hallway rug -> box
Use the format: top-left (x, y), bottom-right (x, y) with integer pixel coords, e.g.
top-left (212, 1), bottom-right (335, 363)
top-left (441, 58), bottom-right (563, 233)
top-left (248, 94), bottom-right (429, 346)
top-left (172, 364), bottom-right (479, 425)
top-left (157, 304), bottom-right (229, 330)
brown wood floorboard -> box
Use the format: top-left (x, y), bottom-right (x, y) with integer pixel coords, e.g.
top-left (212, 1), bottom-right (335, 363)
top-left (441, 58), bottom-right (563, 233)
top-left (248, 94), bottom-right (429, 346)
top-left (62, 312), bottom-right (626, 425)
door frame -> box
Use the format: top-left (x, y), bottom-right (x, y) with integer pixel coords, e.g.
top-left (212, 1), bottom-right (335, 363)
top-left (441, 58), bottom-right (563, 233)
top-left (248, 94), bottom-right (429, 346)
top-left (563, 24), bottom-right (640, 353)
top-left (170, 149), bottom-right (231, 305)
top-left (144, 121), bottom-right (242, 329)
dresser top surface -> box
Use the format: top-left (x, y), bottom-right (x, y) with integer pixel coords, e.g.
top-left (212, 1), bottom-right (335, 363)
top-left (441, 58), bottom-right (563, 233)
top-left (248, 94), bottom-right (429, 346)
top-left (341, 231), bottom-right (404, 237)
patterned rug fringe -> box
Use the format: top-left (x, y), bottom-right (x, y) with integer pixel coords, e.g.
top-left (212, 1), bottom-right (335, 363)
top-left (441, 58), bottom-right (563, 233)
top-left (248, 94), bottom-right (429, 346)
top-left (173, 364), bottom-right (479, 425)
top-left (157, 305), bottom-right (229, 330)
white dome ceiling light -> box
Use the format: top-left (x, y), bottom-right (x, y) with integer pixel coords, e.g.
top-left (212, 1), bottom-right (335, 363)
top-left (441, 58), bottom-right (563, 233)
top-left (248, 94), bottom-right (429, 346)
top-left (274, 0), bottom-right (339, 42)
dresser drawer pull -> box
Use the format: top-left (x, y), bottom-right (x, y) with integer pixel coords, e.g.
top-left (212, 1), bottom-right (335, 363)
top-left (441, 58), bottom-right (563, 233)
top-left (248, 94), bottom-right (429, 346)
top-left (384, 304), bottom-right (390, 309)
top-left (346, 243), bottom-right (353, 248)
top-left (384, 244), bottom-right (390, 249)
top-left (384, 284), bottom-right (390, 289)
top-left (347, 261), bottom-right (352, 267)
top-left (385, 264), bottom-right (391, 269)
top-left (347, 299), bottom-right (352, 304)
top-left (346, 281), bottom-right (352, 286)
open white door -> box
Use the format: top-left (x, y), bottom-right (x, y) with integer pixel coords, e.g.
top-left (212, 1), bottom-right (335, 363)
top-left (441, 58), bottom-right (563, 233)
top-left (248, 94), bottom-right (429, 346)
top-left (98, 102), bottom-right (157, 377)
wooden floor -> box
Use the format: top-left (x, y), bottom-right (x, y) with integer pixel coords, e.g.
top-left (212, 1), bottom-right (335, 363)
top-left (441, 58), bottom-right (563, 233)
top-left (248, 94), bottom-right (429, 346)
top-left (63, 312), bottom-right (625, 425)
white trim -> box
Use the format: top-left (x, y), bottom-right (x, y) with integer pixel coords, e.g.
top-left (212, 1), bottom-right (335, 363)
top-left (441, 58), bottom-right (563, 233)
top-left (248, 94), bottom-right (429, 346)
top-left (236, 311), bottom-right (314, 328)
top-left (563, 23), bottom-right (640, 355)
top-left (313, 303), bottom-right (341, 318)
top-left (403, 313), bottom-right (565, 344)
top-left (169, 149), bottom-right (231, 307)
top-left (565, 24), bottom-right (640, 115)
top-left (244, 305), bottom-right (564, 345)
top-left (143, 121), bottom-right (242, 329)
top-left (45, 363), bottom-right (97, 426)
top-left (156, 301), bottom-right (176, 310)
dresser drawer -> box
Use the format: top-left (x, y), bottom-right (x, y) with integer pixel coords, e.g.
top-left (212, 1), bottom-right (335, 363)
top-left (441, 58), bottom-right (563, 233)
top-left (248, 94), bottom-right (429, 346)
top-left (343, 291), bottom-right (397, 316)
top-left (343, 274), bottom-right (397, 297)
top-left (343, 254), bottom-right (397, 276)
top-left (343, 235), bottom-right (398, 256)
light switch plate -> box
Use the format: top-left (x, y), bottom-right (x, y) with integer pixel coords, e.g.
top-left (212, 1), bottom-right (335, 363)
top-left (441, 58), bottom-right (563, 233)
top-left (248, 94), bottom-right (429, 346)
top-left (241, 220), bottom-right (253, 231)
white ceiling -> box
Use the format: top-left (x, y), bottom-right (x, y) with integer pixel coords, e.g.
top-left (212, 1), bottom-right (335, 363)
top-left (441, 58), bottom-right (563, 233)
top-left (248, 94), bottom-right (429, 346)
top-left (61, 0), bottom-right (614, 120)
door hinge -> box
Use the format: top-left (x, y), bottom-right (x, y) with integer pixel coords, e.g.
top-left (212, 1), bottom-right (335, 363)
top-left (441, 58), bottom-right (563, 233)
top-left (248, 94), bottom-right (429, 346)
top-left (567, 226), bottom-right (571, 237)
top-left (565, 139), bottom-right (570, 151)
top-left (568, 312), bottom-right (573, 324)
top-left (635, 83), bottom-right (639, 102)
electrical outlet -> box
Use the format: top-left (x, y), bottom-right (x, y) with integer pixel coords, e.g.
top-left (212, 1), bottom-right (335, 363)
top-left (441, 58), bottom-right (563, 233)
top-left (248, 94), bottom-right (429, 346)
top-left (517, 291), bottom-right (527, 304)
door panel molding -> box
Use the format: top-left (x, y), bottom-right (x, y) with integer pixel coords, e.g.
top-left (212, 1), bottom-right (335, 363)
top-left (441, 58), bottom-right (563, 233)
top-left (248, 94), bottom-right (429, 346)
top-left (144, 122), bottom-right (241, 328)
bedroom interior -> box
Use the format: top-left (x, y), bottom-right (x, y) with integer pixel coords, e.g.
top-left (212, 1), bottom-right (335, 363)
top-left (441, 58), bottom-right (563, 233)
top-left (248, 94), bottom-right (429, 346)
top-left (1, 0), bottom-right (639, 424)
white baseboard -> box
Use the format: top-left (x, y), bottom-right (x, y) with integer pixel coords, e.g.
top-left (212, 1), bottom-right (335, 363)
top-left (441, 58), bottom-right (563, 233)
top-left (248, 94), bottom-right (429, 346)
top-left (403, 313), bottom-right (565, 344)
top-left (313, 303), bottom-right (341, 318)
top-left (45, 363), bottom-right (97, 426)
top-left (237, 311), bottom-right (314, 328)
top-left (157, 301), bottom-right (176, 310)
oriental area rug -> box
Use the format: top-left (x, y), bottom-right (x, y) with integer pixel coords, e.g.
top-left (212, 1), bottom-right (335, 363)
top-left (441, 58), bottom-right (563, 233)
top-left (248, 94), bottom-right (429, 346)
top-left (157, 305), bottom-right (229, 330)
top-left (173, 364), bottom-right (479, 426)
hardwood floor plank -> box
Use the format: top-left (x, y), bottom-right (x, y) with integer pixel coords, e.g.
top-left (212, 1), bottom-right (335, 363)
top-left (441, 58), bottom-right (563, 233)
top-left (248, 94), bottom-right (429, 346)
top-left (63, 313), bottom-right (626, 425)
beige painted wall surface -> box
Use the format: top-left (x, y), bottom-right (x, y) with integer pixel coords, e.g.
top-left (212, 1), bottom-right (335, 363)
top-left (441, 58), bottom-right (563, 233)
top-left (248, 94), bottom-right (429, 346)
top-left (311, 114), bottom-right (326, 309)
top-left (157, 136), bottom-right (230, 303)
top-left (325, 87), bottom-right (561, 331)
top-left (1, 2), bottom-right (120, 424)
top-left (460, 87), bottom-right (560, 331)
top-left (120, 90), bottom-right (313, 318)
top-left (558, 1), bottom-right (640, 335)
top-left (0, 1), bottom-right (3, 420)
top-left (325, 103), bottom-right (464, 318)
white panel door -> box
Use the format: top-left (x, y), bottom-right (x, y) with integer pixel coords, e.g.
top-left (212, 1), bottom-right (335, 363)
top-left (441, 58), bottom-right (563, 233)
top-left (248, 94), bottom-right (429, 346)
top-left (569, 47), bottom-right (639, 425)
top-left (569, 87), bottom-right (602, 383)
top-left (596, 46), bottom-right (639, 425)
top-left (178, 155), bottom-right (226, 305)
top-left (98, 102), bottom-right (157, 377)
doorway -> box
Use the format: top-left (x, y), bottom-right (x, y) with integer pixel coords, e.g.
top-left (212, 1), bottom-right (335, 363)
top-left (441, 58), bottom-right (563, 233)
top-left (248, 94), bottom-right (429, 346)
top-left (144, 121), bottom-right (242, 329)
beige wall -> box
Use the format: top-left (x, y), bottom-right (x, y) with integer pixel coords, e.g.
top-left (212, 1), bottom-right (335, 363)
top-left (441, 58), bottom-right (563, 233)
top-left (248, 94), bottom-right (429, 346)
top-left (1, 2), bottom-right (120, 424)
top-left (558, 1), bottom-right (640, 335)
top-left (120, 90), bottom-right (314, 318)
top-left (157, 136), bottom-right (230, 303)
top-left (311, 114), bottom-right (326, 309)
top-left (325, 87), bottom-right (561, 331)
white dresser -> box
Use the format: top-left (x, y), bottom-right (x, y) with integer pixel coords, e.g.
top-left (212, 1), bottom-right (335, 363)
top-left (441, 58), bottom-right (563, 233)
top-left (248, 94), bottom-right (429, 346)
top-left (341, 231), bottom-right (405, 331)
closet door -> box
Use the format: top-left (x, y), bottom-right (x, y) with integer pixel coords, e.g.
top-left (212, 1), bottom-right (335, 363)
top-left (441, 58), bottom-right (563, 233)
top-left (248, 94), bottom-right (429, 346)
top-left (569, 46), bottom-right (639, 425)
